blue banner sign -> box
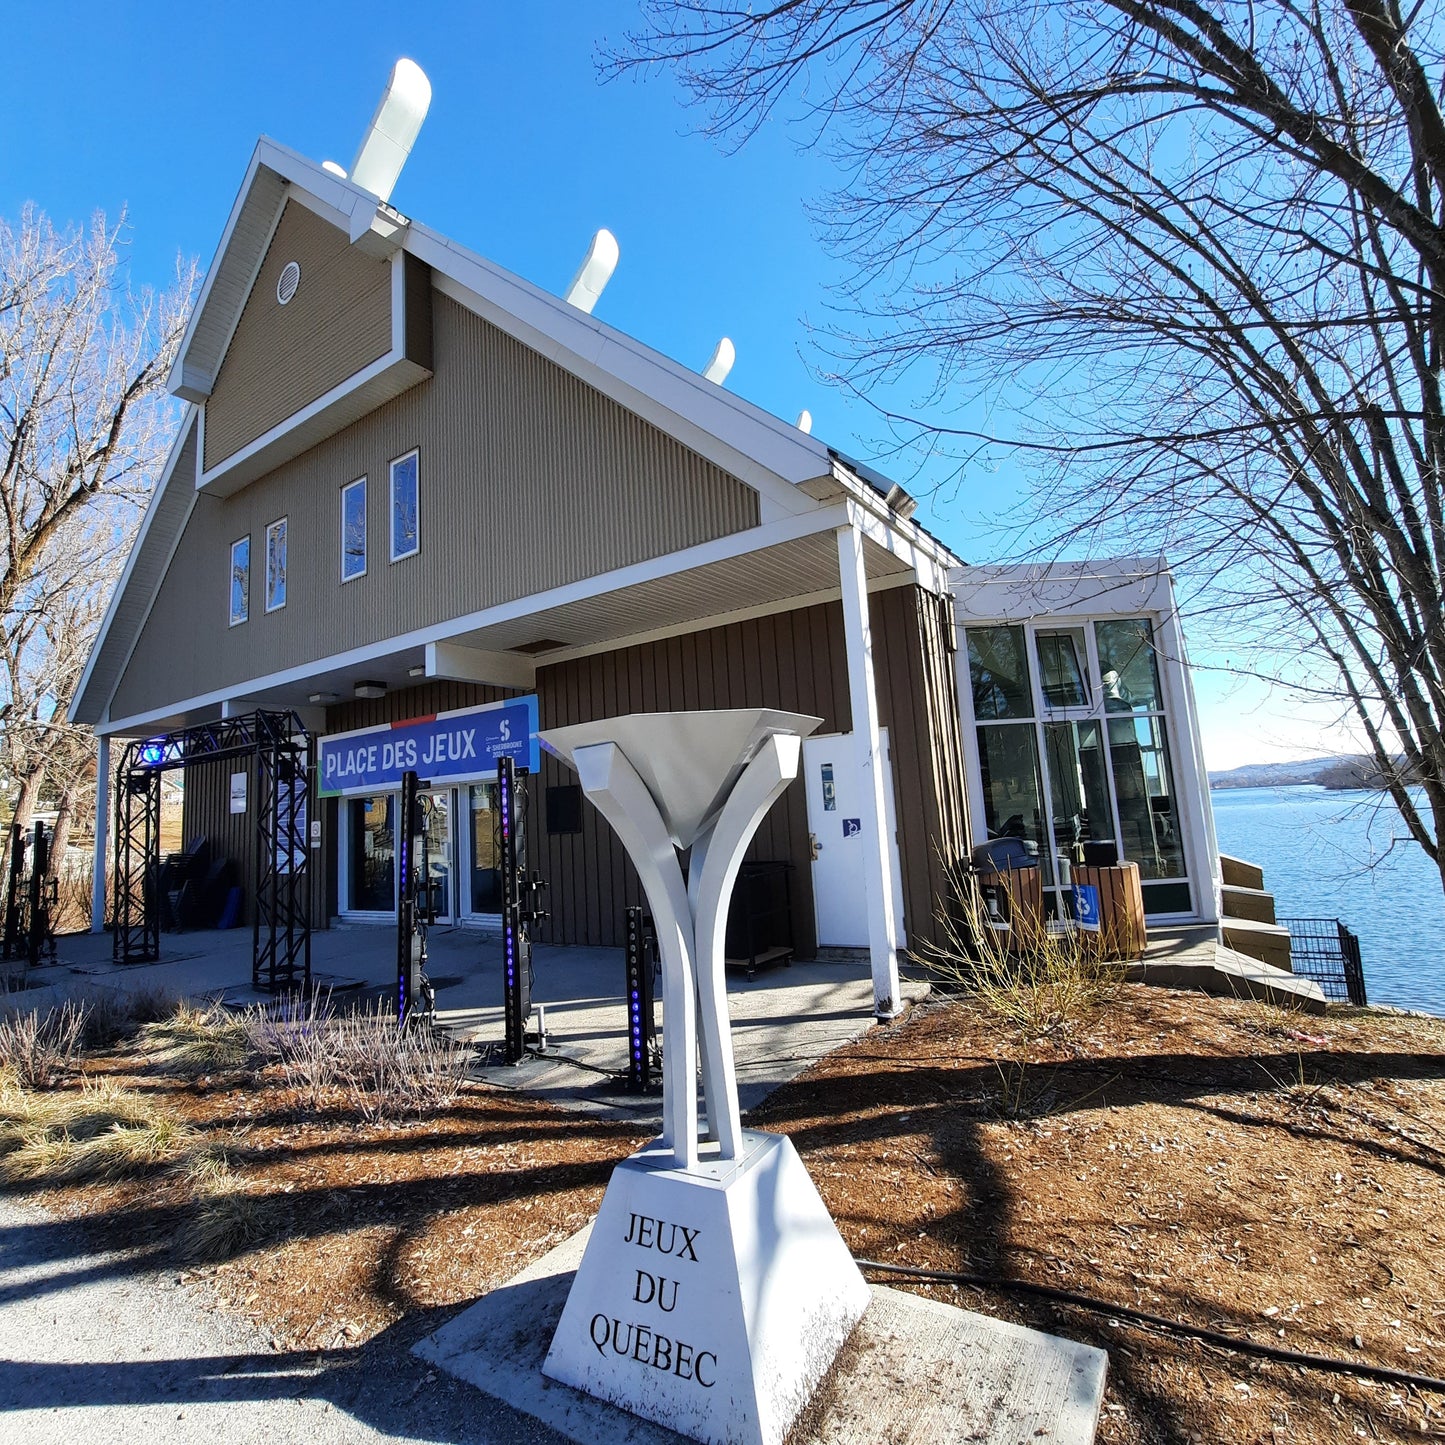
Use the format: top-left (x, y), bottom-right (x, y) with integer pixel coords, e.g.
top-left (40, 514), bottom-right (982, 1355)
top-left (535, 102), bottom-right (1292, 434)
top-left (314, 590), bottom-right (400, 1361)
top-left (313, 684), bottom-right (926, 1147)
top-left (318, 696), bottom-right (539, 796)
top-left (1072, 883), bottom-right (1101, 933)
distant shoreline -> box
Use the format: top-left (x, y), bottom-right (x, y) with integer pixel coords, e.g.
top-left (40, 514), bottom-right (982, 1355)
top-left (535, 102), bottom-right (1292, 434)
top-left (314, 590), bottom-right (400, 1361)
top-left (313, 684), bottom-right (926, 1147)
top-left (1208, 755), bottom-right (1416, 793)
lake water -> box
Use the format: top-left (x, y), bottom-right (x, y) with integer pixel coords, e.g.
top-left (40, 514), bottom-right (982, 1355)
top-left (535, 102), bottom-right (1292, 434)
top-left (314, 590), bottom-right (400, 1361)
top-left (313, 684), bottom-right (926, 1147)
top-left (1210, 785), bottom-right (1445, 1016)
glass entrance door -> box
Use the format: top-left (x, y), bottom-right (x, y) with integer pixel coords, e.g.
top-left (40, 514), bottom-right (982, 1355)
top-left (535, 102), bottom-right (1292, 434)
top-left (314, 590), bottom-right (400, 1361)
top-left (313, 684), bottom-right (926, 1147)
top-left (418, 790), bottom-right (454, 923)
top-left (467, 782), bottom-right (502, 919)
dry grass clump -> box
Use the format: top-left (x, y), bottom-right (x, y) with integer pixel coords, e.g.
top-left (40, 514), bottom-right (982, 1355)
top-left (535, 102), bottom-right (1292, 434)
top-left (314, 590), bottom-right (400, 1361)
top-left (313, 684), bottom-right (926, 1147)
top-left (140, 1001), bottom-right (253, 1074)
top-left (249, 994), bottom-right (470, 1121)
top-left (179, 1148), bottom-right (272, 1262)
top-left (183, 1183), bottom-right (271, 1262)
top-left (0, 1001), bottom-right (88, 1088)
top-left (0, 1072), bottom-right (193, 1184)
top-left (922, 884), bottom-right (1122, 1038)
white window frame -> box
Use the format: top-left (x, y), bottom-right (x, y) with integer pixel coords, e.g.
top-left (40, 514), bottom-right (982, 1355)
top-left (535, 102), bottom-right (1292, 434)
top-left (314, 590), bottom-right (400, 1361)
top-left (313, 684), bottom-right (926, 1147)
top-left (389, 448), bottom-right (420, 563)
top-left (340, 476), bottom-right (367, 583)
top-left (228, 535), bottom-right (250, 627)
top-left (264, 517), bottom-right (288, 613)
top-left (963, 613), bottom-right (1197, 922)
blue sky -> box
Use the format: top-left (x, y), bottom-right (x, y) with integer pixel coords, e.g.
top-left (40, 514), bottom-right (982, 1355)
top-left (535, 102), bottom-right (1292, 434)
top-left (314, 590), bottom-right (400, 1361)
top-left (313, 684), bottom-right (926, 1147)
top-left (1, 1), bottom-right (1358, 768)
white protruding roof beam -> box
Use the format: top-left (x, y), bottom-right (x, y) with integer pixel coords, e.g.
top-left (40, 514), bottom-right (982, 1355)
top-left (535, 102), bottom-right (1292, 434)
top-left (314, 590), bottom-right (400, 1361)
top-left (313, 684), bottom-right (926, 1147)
top-left (702, 337), bottom-right (735, 386)
top-left (349, 58), bottom-right (432, 203)
top-left (564, 229), bottom-right (619, 314)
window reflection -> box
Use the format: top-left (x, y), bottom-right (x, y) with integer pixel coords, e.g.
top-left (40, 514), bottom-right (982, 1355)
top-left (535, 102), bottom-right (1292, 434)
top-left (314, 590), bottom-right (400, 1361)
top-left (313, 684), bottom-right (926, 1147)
top-left (1043, 721), bottom-right (1114, 858)
top-left (348, 796), bottom-right (395, 911)
top-left (470, 783), bottom-right (501, 914)
top-left (1095, 619), bottom-right (1163, 712)
top-left (975, 724), bottom-right (1053, 882)
top-left (1036, 628), bottom-right (1091, 708)
top-left (968, 626), bottom-right (1033, 720)
top-left (1108, 715), bottom-right (1184, 879)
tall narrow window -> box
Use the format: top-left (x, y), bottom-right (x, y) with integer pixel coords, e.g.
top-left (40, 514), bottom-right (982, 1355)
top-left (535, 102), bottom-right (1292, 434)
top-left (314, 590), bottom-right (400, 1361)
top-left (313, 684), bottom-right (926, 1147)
top-left (390, 449), bottom-right (419, 561)
top-left (341, 477), bottom-right (367, 581)
top-left (229, 536), bottom-right (250, 626)
top-left (265, 518), bottom-right (288, 612)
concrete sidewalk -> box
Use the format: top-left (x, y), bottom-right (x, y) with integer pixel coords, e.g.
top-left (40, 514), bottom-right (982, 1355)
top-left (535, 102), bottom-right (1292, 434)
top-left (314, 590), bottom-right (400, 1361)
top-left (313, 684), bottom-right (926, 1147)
top-left (13, 925), bottom-right (929, 1122)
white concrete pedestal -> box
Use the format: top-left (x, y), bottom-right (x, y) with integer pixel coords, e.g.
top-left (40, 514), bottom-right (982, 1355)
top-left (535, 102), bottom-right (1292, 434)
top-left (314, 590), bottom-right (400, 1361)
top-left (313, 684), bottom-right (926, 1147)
top-left (542, 1129), bottom-right (870, 1445)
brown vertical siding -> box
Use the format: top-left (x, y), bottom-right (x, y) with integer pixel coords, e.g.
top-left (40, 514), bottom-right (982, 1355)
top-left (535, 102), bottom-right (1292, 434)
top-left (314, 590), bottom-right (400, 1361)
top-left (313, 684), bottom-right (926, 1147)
top-left (182, 759), bottom-right (258, 917)
top-left (308, 587), bottom-right (967, 957)
top-left (525, 588), bottom-right (953, 957)
top-left (111, 294), bottom-right (761, 722)
top-left (204, 202), bottom-right (394, 471)
top-left (182, 751), bottom-right (331, 931)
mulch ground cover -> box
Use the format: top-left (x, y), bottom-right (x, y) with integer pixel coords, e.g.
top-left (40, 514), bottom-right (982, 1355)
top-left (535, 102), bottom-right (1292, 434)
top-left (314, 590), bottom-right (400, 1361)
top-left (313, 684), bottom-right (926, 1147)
top-left (9, 982), bottom-right (1445, 1443)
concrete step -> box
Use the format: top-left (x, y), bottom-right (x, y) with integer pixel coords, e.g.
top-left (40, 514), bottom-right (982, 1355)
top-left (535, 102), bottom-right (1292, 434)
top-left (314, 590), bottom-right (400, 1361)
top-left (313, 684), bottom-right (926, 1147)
top-left (1220, 853), bottom-right (1265, 890)
top-left (1221, 883), bottom-right (1277, 925)
top-left (1221, 915), bottom-right (1292, 971)
top-left (1128, 943), bottom-right (1326, 1014)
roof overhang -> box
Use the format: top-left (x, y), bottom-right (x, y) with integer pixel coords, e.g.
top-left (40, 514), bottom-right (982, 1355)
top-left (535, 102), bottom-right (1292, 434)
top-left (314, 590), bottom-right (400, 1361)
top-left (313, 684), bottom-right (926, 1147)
top-left (96, 500), bottom-right (939, 738)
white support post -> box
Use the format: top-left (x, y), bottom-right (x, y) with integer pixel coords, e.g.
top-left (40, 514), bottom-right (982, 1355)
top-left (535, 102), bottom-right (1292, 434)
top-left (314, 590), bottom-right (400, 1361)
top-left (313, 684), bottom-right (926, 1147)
top-left (91, 734), bottom-right (110, 933)
top-left (835, 522), bottom-right (902, 1018)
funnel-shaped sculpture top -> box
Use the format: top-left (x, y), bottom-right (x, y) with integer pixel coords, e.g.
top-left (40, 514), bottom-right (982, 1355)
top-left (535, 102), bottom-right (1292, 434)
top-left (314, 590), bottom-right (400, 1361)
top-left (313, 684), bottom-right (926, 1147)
top-left (541, 709), bottom-right (821, 849)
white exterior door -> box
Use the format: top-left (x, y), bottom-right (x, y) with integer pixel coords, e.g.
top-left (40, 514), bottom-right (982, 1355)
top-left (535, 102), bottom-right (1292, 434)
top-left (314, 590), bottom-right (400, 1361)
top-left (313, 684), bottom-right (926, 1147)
top-left (802, 730), bottom-right (906, 949)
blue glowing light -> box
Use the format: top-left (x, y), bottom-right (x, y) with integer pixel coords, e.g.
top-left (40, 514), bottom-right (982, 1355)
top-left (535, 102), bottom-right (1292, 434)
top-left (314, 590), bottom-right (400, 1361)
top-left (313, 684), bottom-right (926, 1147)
top-left (140, 741), bottom-right (165, 767)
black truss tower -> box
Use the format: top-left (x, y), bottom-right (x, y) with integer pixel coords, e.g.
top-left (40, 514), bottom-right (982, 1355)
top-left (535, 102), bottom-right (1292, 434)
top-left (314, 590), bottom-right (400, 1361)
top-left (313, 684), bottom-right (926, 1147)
top-left (114, 710), bottom-right (312, 991)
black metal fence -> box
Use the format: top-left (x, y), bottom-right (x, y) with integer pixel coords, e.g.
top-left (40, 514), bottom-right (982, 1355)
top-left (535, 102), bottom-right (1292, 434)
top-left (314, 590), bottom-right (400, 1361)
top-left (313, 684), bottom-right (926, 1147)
top-left (1278, 916), bottom-right (1367, 1005)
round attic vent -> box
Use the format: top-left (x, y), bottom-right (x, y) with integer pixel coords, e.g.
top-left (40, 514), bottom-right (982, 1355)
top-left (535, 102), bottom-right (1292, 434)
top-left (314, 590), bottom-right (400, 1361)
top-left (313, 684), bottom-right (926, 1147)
top-left (276, 261), bottom-right (301, 306)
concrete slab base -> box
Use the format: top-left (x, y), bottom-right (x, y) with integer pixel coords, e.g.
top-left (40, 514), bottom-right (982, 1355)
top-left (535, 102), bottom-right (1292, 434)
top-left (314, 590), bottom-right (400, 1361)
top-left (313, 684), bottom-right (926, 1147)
top-left (416, 1226), bottom-right (1107, 1445)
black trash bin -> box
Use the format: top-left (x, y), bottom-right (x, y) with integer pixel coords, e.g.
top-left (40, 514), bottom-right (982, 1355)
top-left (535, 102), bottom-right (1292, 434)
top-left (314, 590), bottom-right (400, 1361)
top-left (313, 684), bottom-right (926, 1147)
top-left (724, 861), bottom-right (796, 979)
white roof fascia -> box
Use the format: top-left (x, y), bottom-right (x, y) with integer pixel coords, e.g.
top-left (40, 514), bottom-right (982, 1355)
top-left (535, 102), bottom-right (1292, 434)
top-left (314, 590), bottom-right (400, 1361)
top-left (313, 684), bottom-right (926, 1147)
top-left (97, 501), bottom-right (856, 737)
top-left (73, 409), bottom-right (201, 724)
top-left (949, 556), bottom-right (1175, 621)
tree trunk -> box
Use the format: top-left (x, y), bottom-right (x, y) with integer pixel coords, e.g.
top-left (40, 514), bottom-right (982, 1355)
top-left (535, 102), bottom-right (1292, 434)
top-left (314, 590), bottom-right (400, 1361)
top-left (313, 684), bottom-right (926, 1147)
top-left (49, 781), bottom-right (77, 877)
top-left (4, 766), bottom-right (47, 887)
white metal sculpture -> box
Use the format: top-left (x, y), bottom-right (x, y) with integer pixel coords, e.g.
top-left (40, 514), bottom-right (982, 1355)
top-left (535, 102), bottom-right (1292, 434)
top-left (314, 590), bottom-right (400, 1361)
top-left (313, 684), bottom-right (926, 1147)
top-left (539, 710), bottom-right (871, 1445)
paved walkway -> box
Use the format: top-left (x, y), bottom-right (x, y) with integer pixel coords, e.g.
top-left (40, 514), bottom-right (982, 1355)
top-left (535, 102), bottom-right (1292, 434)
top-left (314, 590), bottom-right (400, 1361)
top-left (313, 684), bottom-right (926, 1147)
top-left (0, 1197), bottom-right (567, 1444)
top-left (15, 925), bottom-right (929, 1120)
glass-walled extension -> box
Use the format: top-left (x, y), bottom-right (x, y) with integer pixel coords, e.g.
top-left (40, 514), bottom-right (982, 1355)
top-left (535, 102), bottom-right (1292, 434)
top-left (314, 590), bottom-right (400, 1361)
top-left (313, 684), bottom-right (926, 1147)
top-left (965, 615), bottom-right (1193, 918)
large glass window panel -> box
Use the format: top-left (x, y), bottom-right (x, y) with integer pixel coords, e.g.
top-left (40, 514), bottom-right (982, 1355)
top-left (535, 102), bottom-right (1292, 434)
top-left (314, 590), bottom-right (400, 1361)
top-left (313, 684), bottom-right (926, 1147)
top-left (341, 477), bottom-right (366, 581)
top-left (419, 791), bottom-right (452, 919)
top-left (1095, 618), bottom-right (1164, 713)
top-left (348, 796), bottom-right (396, 910)
top-left (265, 517), bottom-right (287, 612)
top-left (469, 783), bottom-right (502, 914)
top-left (1108, 715), bottom-right (1185, 879)
top-left (975, 724), bottom-right (1053, 881)
top-left (967, 626), bottom-right (1033, 720)
top-left (229, 536), bottom-right (249, 626)
top-left (1043, 720), bottom-right (1114, 857)
top-left (390, 451), bottom-right (419, 561)
top-left (1035, 628), bottom-right (1091, 709)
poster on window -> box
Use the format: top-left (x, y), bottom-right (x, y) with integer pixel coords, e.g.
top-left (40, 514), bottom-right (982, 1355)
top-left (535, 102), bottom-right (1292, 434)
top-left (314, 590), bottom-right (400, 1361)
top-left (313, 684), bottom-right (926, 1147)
top-left (275, 778), bottom-right (308, 875)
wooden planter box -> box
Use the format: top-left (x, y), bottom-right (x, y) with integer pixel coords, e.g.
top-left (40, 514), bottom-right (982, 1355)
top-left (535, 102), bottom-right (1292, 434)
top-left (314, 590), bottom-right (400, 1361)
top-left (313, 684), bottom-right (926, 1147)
top-left (975, 865), bottom-right (1045, 955)
top-left (1071, 861), bottom-right (1147, 960)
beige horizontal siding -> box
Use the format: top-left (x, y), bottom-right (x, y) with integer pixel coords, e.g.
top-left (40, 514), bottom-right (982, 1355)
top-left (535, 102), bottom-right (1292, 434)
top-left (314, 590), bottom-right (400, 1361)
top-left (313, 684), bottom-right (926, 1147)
top-left (110, 293), bottom-right (760, 721)
top-left (203, 202), bottom-right (393, 471)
